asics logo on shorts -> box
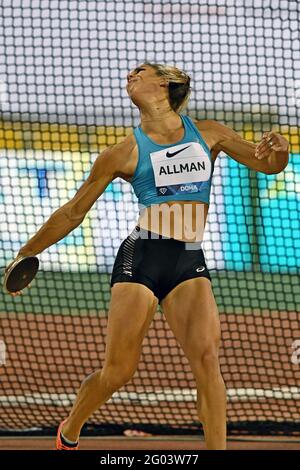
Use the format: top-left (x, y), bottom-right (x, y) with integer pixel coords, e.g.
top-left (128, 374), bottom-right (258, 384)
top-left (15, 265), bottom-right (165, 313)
top-left (196, 266), bottom-right (205, 272)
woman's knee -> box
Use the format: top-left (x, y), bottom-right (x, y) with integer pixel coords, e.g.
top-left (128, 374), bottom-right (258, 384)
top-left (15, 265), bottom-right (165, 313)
top-left (100, 364), bottom-right (137, 393)
top-left (189, 343), bottom-right (221, 379)
top-left (201, 348), bottom-right (220, 370)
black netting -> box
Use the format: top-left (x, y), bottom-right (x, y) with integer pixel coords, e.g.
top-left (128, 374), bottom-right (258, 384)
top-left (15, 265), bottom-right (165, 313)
top-left (0, 0), bottom-right (299, 436)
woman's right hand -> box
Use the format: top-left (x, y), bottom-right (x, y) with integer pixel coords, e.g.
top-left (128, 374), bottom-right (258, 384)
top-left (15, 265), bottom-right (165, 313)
top-left (7, 285), bottom-right (31, 297)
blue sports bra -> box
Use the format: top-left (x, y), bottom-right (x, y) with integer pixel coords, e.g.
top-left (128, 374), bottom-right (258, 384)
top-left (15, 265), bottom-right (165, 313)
top-left (131, 114), bottom-right (213, 208)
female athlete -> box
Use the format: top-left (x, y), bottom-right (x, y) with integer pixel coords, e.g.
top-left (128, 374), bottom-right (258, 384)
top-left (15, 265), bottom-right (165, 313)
top-left (8, 63), bottom-right (289, 450)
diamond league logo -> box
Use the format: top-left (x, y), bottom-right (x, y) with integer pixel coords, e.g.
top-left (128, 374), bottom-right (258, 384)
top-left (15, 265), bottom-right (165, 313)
top-left (159, 187), bottom-right (168, 194)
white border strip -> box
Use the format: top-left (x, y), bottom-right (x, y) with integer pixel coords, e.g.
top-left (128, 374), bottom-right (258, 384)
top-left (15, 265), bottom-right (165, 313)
top-left (0, 387), bottom-right (299, 407)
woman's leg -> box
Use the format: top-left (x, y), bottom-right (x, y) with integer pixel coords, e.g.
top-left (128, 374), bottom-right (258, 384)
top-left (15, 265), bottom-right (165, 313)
top-left (62, 282), bottom-right (158, 442)
top-left (161, 277), bottom-right (226, 450)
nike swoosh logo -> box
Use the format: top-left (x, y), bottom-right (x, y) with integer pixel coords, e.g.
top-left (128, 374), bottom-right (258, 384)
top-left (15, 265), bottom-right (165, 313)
top-left (166, 145), bottom-right (190, 158)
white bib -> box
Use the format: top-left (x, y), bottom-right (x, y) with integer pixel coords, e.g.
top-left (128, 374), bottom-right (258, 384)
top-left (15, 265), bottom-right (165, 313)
top-left (150, 142), bottom-right (211, 196)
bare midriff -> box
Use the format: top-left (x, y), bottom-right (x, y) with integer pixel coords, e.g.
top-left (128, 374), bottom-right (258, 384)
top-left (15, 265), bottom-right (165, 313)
top-left (137, 200), bottom-right (209, 242)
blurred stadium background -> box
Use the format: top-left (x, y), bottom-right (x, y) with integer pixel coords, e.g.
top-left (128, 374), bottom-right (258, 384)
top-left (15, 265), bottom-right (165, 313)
top-left (0, 0), bottom-right (299, 438)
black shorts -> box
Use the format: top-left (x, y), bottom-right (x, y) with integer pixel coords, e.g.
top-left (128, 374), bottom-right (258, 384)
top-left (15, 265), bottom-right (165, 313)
top-left (110, 226), bottom-right (211, 303)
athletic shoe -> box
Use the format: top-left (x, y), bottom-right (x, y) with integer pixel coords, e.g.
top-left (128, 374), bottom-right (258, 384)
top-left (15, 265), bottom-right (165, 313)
top-left (55, 419), bottom-right (79, 450)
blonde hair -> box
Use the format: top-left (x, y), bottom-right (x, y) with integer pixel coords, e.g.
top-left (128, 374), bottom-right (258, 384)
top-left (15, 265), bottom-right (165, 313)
top-left (144, 62), bottom-right (191, 113)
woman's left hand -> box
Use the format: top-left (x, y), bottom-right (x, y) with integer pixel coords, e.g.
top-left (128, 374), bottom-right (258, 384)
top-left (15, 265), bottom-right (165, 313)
top-left (255, 132), bottom-right (289, 160)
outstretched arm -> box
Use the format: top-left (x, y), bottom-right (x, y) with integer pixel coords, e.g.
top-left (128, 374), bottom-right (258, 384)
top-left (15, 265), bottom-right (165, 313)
top-left (17, 139), bottom-right (132, 258)
top-left (209, 121), bottom-right (289, 174)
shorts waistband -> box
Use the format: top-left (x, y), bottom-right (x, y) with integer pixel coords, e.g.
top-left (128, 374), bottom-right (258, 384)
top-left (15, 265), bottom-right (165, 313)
top-left (133, 226), bottom-right (203, 250)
